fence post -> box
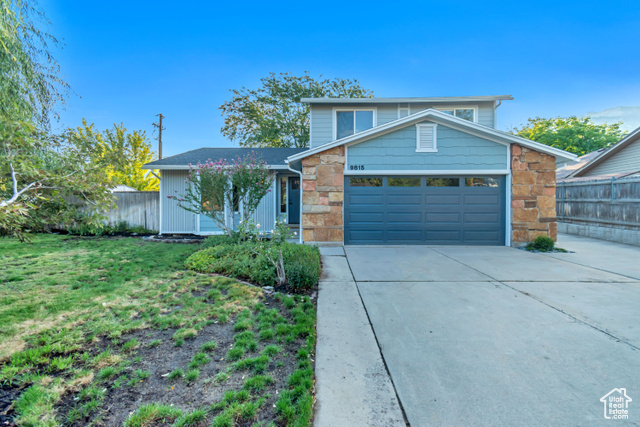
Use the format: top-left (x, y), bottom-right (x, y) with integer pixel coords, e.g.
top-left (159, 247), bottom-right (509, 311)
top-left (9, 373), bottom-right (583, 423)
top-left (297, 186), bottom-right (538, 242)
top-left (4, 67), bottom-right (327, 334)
top-left (611, 177), bottom-right (616, 201)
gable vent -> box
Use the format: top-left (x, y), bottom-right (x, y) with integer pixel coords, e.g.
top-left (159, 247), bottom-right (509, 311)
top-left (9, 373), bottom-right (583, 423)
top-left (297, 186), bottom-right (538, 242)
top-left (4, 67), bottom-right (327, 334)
top-left (416, 124), bottom-right (437, 152)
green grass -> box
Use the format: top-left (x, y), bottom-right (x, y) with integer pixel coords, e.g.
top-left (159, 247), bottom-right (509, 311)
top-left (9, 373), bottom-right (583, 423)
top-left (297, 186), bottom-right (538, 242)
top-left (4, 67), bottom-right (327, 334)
top-left (185, 369), bottom-right (199, 383)
top-left (225, 347), bottom-right (244, 361)
top-left (168, 368), bottom-right (184, 381)
top-left (0, 235), bottom-right (317, 426)
top-left (201, 341), bottom-right (218, 352)
top-left (122, 338), bottom-right (139, 352)
top-left (174, 407), bottom-right (208, 427)
top-left (124, 403), bottom-right (183, 427)
top-left (0, 235), bottom-right (196, 358)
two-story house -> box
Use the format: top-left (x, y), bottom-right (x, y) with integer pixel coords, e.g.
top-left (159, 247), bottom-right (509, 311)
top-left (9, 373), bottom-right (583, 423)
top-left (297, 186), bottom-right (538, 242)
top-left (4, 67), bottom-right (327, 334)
top-left (143, 95), bottom-right (576, 246)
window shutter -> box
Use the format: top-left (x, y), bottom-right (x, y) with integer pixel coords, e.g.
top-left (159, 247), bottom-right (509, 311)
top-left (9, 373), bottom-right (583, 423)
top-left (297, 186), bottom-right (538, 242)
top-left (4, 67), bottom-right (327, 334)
top-left (416, 124), bottom-right (437, 152)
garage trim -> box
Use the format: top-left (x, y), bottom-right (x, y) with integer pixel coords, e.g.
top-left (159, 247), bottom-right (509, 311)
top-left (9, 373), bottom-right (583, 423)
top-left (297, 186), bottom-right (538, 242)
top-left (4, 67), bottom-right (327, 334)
top-left (345, 169), bottom-right (509, 176)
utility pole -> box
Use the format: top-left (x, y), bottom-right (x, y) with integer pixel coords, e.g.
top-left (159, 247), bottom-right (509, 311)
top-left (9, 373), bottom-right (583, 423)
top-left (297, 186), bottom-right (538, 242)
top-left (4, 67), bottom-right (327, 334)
top-left (152, 113), bottom-right (165, 159)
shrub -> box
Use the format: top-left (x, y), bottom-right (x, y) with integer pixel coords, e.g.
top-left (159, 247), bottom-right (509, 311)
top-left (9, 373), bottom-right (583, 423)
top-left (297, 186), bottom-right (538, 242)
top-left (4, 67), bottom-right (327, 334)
top-left (526, 235), bottom-right (555, 252)
top-left (201, 234), bottom-right (239, 249)
top-left (185, 241), bottom-right (321, 290)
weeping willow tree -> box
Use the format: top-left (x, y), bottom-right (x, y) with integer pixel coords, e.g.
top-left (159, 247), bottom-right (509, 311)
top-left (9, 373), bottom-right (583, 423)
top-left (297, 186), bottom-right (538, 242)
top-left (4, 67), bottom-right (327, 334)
top-left (0, 0), bottom-right (113, 240)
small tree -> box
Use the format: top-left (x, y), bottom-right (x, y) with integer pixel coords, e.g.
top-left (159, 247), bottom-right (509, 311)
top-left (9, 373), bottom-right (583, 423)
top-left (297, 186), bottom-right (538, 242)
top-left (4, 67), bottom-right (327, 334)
top-left (169, 153), bottom-right (274, 236)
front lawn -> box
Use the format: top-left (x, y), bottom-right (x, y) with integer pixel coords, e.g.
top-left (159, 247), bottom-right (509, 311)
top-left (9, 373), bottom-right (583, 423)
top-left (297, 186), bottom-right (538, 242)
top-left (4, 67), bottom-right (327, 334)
top-left (0, 235), bottom-right (316, 426)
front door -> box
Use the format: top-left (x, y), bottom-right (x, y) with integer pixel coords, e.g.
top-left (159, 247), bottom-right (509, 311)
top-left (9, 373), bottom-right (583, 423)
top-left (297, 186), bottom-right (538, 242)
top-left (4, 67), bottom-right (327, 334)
top-left (288, 177), bottom-right (301, 224)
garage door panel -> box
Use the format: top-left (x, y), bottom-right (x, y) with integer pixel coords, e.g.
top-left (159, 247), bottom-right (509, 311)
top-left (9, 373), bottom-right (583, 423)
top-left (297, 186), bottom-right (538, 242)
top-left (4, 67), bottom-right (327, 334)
top-left (387, 230), bottom-right (425, 241)
top-left (388, 194), bottom-right (422, 205)
top-left (345, 175), bottom-right (505, 245)
top-left (387, 212), bottom-right (423, 223)
top-left (425, 195), bottom-right (461, 205)
top-left (463, 230), bottom-right (502, 244)
top-left (348, 194), bottom-right (384, 205)
top-left (425, 230), bottom-right (462, 243)
top-left (464, 194), bottom-right (500, 205)
top-left (464, 212), bottom-right (500, 223)
top-left (348, 212), bottom-right (384, 223)
top-left (426, 213), bottom-right (460, 223)
top-left (348, 230), bottom-right (385, 242)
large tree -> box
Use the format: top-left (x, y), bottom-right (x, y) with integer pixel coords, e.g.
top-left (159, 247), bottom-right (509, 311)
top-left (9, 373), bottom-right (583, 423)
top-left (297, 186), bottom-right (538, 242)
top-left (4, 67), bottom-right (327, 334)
top-left (0, 0), bottom-right (113, 240)
top-left (512, 116), bottom-right (625, 156)
top-left (220, 72), bottom-right (373, 148)
top-left (66, 120), bottom-right (159, 191)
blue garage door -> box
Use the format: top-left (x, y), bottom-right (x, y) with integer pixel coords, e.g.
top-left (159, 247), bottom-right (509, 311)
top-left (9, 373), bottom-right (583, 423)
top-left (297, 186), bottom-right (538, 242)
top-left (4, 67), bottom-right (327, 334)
top-left (344, 176), bottom-right (505, 245)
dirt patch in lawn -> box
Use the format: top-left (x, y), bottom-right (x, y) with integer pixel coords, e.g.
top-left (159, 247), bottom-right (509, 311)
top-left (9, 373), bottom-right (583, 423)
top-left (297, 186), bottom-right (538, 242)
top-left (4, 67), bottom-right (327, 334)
top-left (3, 291), bottom-right (315, 426)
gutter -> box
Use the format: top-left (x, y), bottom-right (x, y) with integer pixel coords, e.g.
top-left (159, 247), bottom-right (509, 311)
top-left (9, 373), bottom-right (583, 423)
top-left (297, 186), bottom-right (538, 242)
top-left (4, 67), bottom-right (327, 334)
top-left (286, 160), bottom-right (304, 244)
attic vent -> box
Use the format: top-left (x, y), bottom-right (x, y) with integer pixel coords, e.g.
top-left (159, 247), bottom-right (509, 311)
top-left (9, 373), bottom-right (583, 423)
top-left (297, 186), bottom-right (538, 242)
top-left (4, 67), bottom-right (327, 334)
top-left (416, 124), bottom-right (437, 152)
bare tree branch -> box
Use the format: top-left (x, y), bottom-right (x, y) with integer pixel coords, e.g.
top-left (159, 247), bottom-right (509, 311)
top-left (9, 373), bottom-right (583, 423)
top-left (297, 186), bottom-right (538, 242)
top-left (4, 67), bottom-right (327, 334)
top-left (0, 163), bottom-right (60, 208)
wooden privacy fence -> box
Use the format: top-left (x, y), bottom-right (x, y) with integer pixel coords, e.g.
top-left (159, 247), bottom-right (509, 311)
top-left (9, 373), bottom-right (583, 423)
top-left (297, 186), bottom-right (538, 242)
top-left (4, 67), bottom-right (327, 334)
top-left (105, 191), bottom-right (159, 231)
top-left (556, 176), bottom-right (640, 230)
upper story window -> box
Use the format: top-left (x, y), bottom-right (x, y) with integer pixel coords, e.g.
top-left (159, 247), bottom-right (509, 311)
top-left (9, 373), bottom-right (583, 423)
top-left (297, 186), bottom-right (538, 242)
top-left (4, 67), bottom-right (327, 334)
top-left (439, 108), bottom-right (476, 122)
top-left (335, 109), bottom-right (375, 140)
top-left (398, 103), bottom-right (410, 119)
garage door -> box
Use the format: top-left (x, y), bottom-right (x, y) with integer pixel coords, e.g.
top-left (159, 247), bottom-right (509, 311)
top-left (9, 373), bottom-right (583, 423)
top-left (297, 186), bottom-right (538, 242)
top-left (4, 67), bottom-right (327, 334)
top-left (344, 176), bottom-right (505, 245)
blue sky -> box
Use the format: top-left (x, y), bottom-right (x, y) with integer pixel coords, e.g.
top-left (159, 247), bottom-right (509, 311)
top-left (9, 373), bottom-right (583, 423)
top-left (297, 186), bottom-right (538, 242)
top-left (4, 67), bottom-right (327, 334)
top-left (43, 0), bottom-right (640, 157)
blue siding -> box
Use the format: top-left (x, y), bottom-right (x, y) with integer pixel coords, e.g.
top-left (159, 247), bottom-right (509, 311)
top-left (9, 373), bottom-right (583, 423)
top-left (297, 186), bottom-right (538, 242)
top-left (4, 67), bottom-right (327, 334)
top-left (200, 214), bottom-right (224, 233)
top-left (310, 105), bottom-right (333, 148)
top-left (347, 121), bottom-right (508, 171)
top-left (309, 102), bottom-right (497, 148)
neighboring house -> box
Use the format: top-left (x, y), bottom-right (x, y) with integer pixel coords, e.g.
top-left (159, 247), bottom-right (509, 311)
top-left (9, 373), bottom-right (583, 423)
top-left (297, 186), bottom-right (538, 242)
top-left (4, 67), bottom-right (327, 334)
top-left (556, 149), bottom-right (605, 180)
top-left (143, 95), bottom-right (576, 246)
top-left (563, 126), bottom-right (640, 178)
top-left (111, 184), bottom-right (138, 192)
top-left (555, 126), bottom-right (640, 246)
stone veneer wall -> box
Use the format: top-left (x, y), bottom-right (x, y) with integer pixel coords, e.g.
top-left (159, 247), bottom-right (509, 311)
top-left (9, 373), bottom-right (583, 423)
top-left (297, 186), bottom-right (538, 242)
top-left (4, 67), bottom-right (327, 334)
top-left (511, 144), bottom-right (558, 246)
top-left (301, 146), bottom-right (345, 243)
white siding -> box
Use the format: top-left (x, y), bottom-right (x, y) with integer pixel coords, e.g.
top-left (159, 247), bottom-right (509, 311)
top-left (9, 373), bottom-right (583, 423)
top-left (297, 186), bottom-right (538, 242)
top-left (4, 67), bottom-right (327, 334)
top-left (586, 138), bottom-right (640, 176)
top-left (160, 170), bottom-right (196, 233)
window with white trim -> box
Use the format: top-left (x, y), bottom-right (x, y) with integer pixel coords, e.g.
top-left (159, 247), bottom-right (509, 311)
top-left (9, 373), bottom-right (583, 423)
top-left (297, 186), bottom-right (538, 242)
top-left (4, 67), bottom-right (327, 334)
top-left (398, 103), bottom-right (410, 119)
top-left (416, 124), bottom-right (437, 152)
top-left (439, 108), bottom-right (476, 122)
top-left (335, 109), bottom-right (374, 140)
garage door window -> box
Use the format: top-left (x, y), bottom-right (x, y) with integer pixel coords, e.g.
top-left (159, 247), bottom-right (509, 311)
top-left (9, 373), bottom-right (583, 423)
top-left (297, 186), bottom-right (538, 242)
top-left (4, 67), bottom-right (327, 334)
top-left (427, 178), bottom-right (460, 187)
top-left (465, 177), bottom-right (500, 187)
top-left (388, 177), bottom-right (421, 187)
top-left (350, 177), bottom-right (383, 187)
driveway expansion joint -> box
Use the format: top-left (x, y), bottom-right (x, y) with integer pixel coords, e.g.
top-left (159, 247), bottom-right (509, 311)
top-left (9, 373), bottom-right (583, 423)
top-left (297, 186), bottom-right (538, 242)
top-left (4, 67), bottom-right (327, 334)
top-left (344, 257), bottom-right (411, 427)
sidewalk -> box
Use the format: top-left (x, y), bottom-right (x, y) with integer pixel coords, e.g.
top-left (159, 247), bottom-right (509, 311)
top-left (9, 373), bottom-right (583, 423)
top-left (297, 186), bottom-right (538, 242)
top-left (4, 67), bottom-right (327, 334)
top-left (313, 247), bottom-right (405, 427)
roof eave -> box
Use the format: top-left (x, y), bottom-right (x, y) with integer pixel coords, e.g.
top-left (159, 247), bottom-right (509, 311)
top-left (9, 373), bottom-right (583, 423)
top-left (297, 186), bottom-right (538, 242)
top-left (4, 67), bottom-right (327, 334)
top-left (567, 126), bottom-right (640, 178)
top-left (141, 164), bottom-right (288, 170)
top-left (300, 95), bottom-right (514, 104)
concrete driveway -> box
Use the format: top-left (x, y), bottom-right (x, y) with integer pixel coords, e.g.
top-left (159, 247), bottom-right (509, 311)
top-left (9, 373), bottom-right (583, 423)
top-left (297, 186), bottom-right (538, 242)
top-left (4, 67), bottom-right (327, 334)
top-left (315, 234), bottom-right (640, 426)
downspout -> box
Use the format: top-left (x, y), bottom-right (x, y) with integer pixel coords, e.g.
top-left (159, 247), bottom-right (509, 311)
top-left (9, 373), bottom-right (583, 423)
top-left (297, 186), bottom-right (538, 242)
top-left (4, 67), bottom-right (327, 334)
top-left (493, 100), bottom-right (502, 129)
top-left (285, 161), bottom-right (304, 244)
